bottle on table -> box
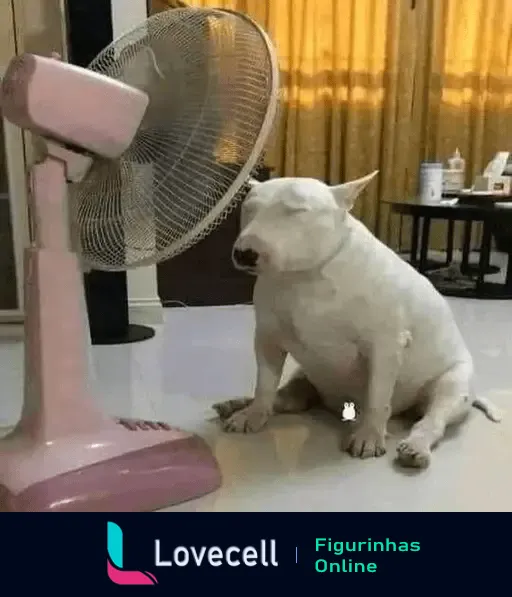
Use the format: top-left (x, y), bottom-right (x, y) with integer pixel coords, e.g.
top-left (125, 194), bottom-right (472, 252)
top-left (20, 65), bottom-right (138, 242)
top-left (443, 148), bottom-right (466, 193)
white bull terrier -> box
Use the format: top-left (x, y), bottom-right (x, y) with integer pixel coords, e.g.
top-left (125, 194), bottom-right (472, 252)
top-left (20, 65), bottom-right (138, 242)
top-left (213, 171), bottom-right (501, 469)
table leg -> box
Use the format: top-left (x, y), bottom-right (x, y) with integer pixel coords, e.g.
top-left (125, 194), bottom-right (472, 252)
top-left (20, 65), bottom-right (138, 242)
top-left (410, 215), bottom-right (420, 265)
top-left (476, 221), bottom-right (492, 289)
top-left (505, 252), bottom-right (512, 290)
top-left (418, 217), bottom-right (431, 273)
top-left (446, 219), bottom-right (454, 265)
top-left (461, 220), bottom-right (472, 274)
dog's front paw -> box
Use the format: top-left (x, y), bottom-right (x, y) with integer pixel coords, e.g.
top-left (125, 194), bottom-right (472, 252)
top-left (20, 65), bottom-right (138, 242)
top-left (212, 397), bottom-right (253, 421)
top-left (342, 424), bottom-right (386, 458)
top-left (222, 404), bottom-right (271, 433)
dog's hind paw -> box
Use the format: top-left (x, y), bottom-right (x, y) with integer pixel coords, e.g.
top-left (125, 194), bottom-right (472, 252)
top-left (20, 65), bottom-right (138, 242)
top-left (396, 438), bottom-right (431, 469)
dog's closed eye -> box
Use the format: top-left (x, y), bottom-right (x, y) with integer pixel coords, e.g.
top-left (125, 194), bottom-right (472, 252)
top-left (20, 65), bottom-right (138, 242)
top-left (284, 203), bottom-right (311, 214)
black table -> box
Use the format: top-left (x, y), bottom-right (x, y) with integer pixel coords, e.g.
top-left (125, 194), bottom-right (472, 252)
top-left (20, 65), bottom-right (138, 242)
top-left (385, 198), bottom-right (512, 299)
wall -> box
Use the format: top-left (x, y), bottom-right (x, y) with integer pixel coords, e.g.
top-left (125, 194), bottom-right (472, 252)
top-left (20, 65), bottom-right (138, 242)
top-left (110, 0), bottom-right (164, 326)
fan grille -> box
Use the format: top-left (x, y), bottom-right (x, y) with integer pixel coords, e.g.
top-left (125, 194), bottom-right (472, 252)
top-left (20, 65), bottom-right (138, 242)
top-left (70, 7), bottom-right (278, 271)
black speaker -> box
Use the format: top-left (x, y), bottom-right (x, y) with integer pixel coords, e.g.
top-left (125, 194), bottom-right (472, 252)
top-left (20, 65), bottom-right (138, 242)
top-left (65, 0), bottom-right (155, 345)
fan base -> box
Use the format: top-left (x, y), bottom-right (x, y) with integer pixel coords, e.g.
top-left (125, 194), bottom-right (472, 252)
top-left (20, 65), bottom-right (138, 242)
top-left (0, 418), bottom-right (221, 512)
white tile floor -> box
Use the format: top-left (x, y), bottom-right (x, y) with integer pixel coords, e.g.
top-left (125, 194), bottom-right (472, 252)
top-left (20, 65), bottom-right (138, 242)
top-left (1, 296), bottom-right (512, 512)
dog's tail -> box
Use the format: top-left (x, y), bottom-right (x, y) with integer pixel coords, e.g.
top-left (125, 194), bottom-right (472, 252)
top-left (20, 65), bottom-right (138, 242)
top-left (472, 395), bottom-right (502, 422)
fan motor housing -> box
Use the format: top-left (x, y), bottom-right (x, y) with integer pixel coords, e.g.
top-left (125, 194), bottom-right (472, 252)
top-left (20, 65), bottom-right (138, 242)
top-left (1, 53), bottom-right (149, 159)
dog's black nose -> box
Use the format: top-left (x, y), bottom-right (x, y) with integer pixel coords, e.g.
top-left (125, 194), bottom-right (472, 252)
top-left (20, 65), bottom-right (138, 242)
top-left (233, 248), bottom-right (259, 268)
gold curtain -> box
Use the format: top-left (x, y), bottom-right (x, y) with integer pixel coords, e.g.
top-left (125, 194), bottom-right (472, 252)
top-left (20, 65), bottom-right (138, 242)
top-left (408, 0), bottom-right (512, 249)
top-left (152, 0), bottom-right (512, 248)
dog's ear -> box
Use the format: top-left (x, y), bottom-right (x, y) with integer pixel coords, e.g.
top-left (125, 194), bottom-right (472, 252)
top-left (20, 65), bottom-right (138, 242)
top-left (330, 170), bottom-right (379, 211)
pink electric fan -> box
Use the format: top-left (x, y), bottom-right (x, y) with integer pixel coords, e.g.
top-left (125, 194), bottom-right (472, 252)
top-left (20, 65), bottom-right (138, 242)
top-left (0, 7), bottom-right (279, 512)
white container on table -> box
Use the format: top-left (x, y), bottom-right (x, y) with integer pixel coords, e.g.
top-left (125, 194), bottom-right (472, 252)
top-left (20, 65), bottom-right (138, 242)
top-left (419, 162), bottom-right (443, 203)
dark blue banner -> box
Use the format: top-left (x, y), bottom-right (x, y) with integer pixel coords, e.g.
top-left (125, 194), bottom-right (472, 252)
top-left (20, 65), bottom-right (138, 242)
top-left (1, 514), bottom-right (506, 591)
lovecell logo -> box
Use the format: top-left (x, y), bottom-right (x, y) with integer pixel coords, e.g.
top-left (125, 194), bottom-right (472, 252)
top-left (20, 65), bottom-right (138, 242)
top-left (107, 522), bottom-right (158, 585)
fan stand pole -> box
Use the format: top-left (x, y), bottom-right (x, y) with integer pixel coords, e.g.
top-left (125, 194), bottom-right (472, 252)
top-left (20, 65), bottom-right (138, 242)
top-left (19, 158), bottom-right (109, 438)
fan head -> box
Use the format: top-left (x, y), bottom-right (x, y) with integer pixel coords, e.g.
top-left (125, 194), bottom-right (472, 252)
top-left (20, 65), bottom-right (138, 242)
top-left (68, 7), bottom-right (279, 271)
top-left (0, 54), bottom-right (149, 160)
